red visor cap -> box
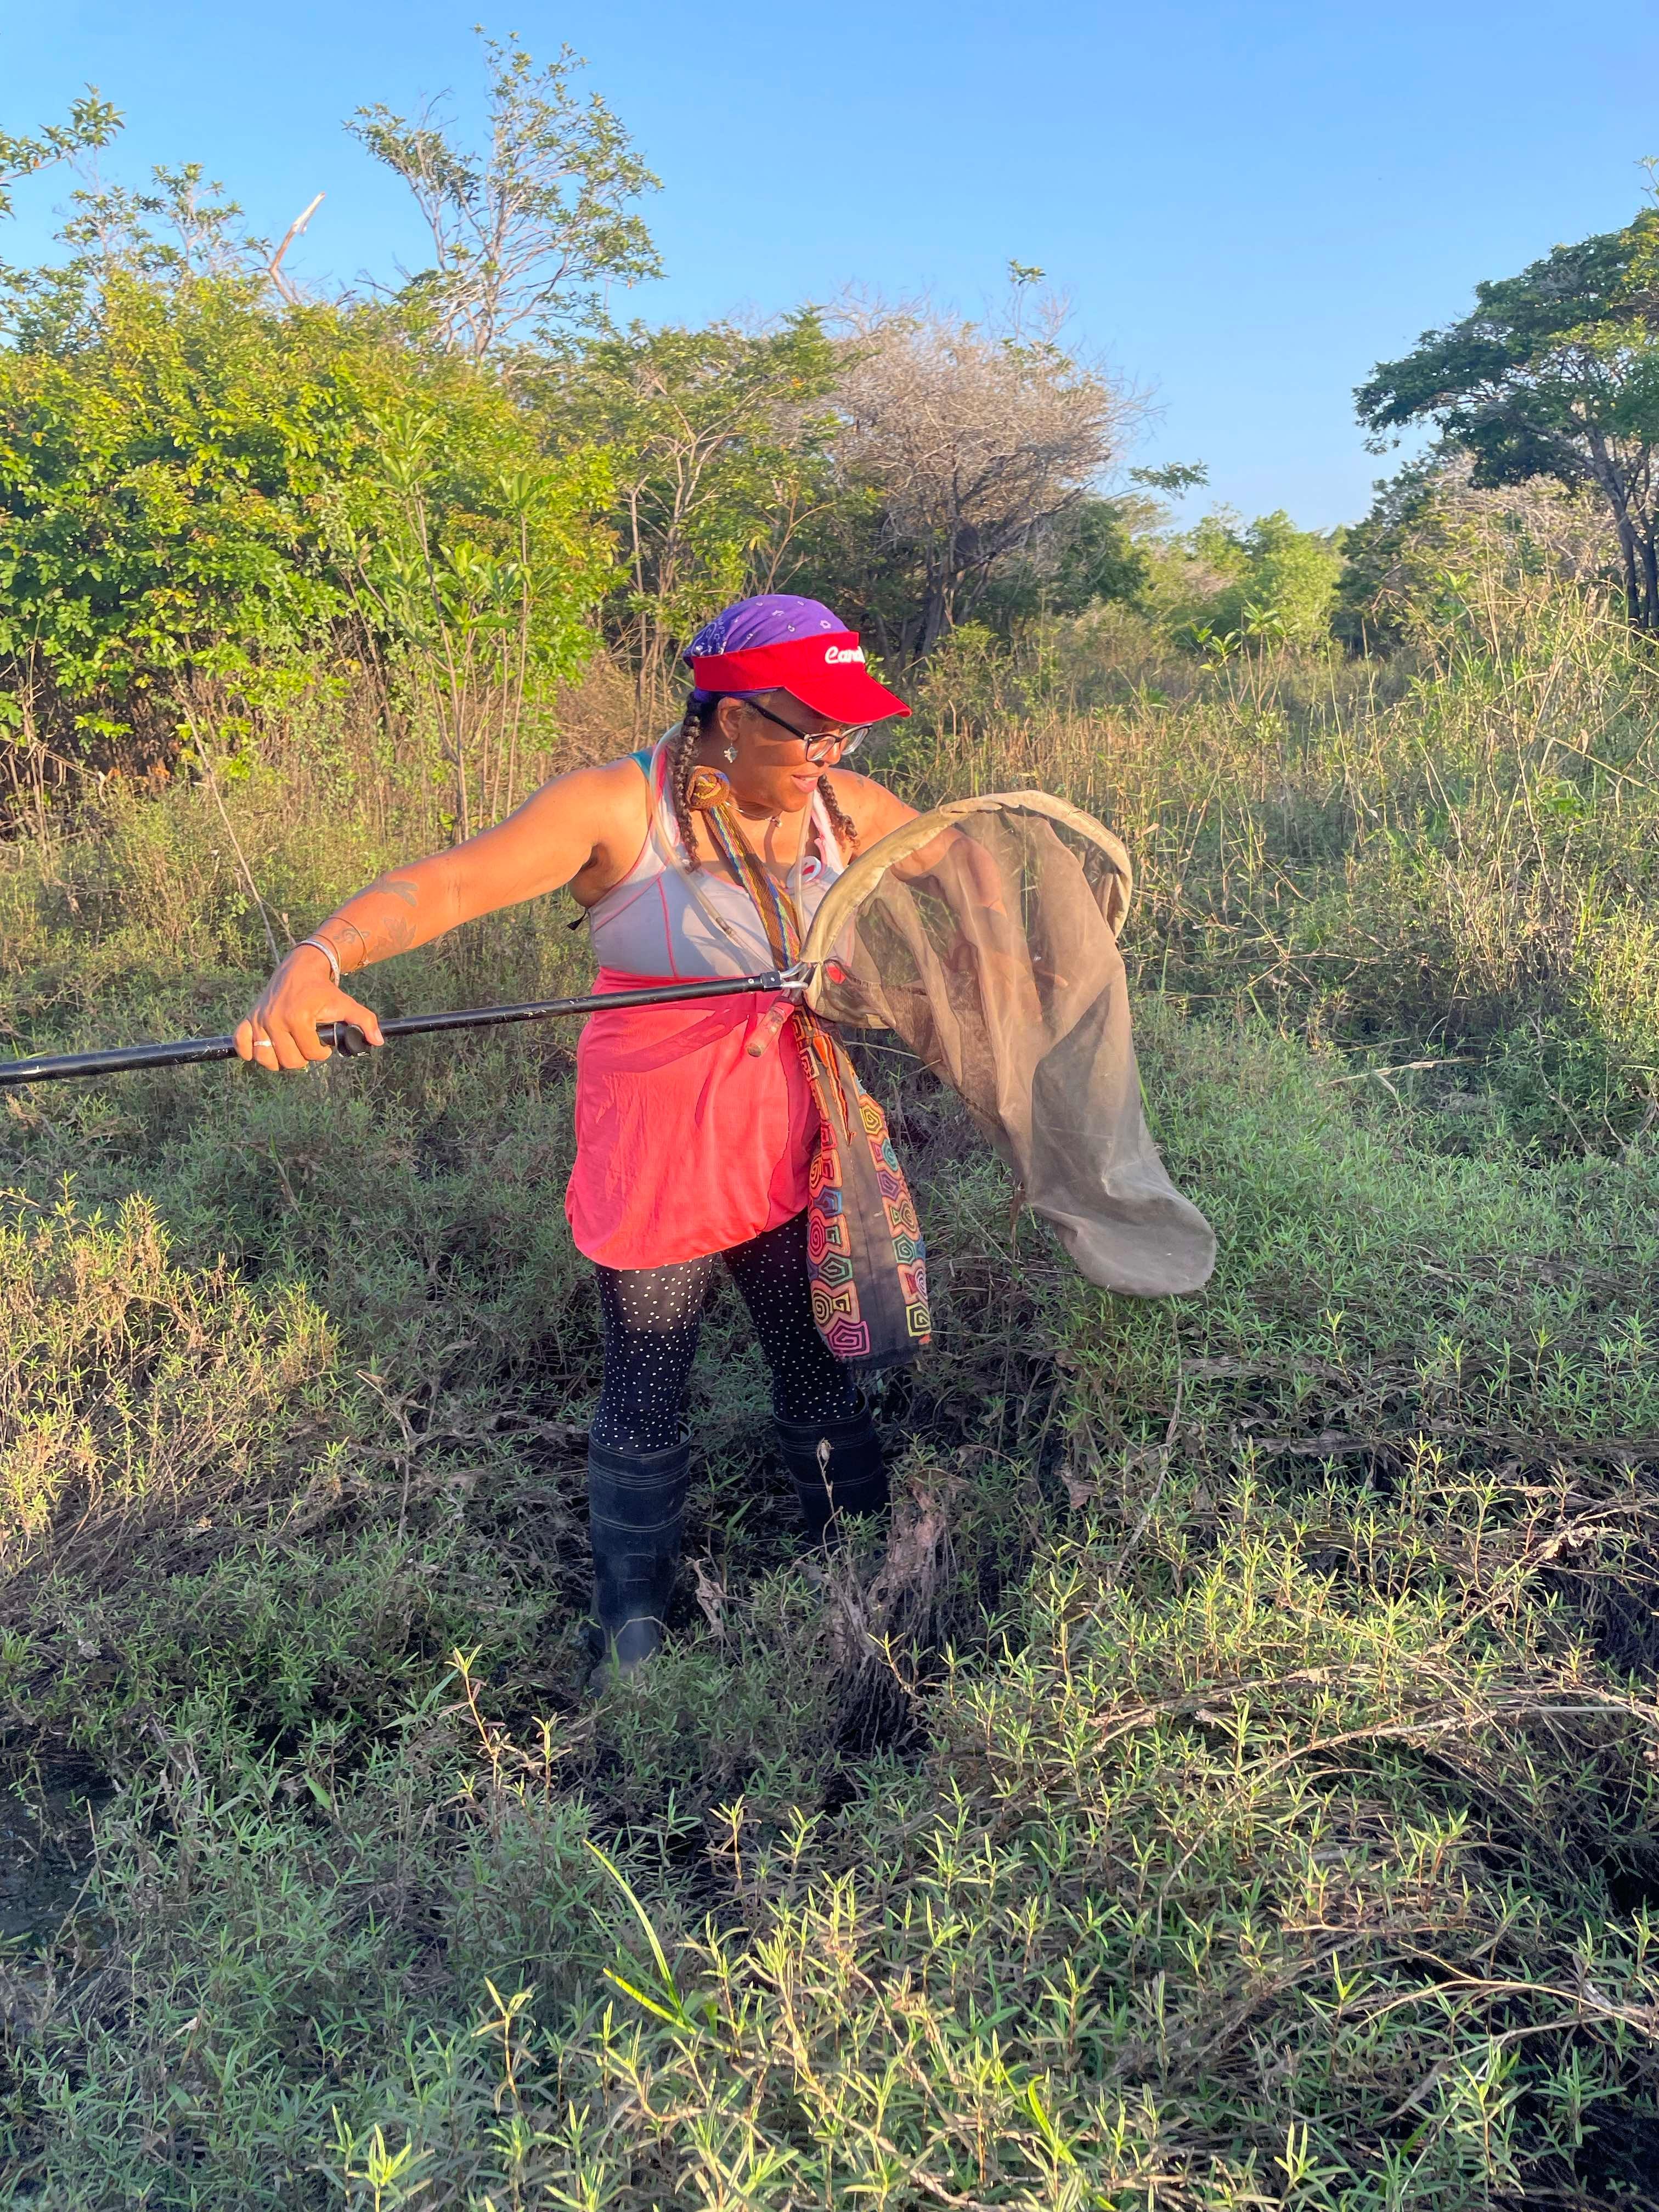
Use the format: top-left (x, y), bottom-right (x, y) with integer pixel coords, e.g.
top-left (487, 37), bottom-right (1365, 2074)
top-left (690, 631), bottom-right (910, 723)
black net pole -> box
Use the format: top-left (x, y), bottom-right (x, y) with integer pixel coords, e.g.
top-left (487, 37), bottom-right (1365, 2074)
top-left (0, 970), bottom-right (793, 1089)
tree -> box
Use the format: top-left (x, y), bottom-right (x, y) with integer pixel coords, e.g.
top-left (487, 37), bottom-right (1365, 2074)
top-left (1356, 208), bottom-right (1659, 628)
top-left (1330, 456), bottom-right (1445, 650)
top-left (1334, 451), bottom-right (1618, 650)
top-left (958, 469), bottom-right (1206, 641)
top-left (1, 88), bottom-right (125, 337)
top-left (1044, 498), bottom-right (1152, 614)
top-left (348, 30), bottom-right (661, 360)
top-left (2, 86), bottom-right (279, 353)
top-left (530, 315), bottom-right (842, 698)
top-left (54, 162), bottom-right (270, 284)
top-left (0, 275), bottom-right (612, 778)
top-left (828, 300), bottom-right (1135, 661)
top-left (1143, 509), bottom-right (1342, 657)
top-left (1206, 510), bottom-right (1344, 650)
top-left (8, 162), bottom-right (276, 356)
top-left (321, 402), bottom-right (611, 837)
top-left (1130, 461), bottom-right (1209, 496)
top-left (0, 90), bottom-right (122, 223)
top-left (961, 497), bottom-right (1153, 639)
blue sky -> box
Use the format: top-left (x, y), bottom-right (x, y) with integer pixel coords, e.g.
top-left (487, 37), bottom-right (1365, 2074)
top-left (4, 0), bottom-right (1655, 529)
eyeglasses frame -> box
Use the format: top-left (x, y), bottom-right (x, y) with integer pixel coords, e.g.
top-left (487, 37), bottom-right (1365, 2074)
top-left (740, 696), bottom-right (868, 765)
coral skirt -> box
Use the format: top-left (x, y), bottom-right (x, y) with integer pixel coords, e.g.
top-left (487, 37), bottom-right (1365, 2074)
top-left (564, 969), bottom-right (816, 1269)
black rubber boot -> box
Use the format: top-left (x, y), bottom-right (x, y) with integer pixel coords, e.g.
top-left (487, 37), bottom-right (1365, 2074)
top-left (585, 1435), bottom-right (691, 1686)
top-left (775, 1404), bottom-right (888, 1545)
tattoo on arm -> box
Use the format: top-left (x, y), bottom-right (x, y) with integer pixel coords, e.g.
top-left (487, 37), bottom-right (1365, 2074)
top-left (374, 910), bottom-right (422, 956)
top-left (332, 919), bottom-right (369, 971)
top-left (319, 877), bottom-right (425, 970)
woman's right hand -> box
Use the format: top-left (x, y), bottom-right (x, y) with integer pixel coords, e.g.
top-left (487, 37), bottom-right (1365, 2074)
top-left (234, 945), bottom-right (386, 1072)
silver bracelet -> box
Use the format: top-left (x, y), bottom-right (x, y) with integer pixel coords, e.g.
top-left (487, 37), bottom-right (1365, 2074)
top-left (298, 934), bottom-right (341, 988)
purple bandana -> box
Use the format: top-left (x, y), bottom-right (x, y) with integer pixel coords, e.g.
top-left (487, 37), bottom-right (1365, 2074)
top-left (684, 596), bottom-right (847, 703)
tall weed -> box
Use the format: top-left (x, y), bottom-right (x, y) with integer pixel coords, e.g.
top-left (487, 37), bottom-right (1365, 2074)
top-left (891, 563), bottom-right (1659, 1146)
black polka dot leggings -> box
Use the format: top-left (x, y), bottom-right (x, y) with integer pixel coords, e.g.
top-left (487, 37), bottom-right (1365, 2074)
top-left (591, 1209), bottom-right (860, 1455)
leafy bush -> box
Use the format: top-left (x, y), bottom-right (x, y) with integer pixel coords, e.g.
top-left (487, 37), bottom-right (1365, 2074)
top-left (0, 274), bottom-right (612, 780)
top-left (1156, 509), bottom-right (1345, 655)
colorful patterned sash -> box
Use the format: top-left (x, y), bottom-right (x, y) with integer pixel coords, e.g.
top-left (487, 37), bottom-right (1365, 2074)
top-left (687, 770), bottom-right (930, 1372)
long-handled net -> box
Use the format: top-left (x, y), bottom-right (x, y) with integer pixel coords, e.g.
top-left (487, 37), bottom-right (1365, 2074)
top-left (799, 790), bottom-right (1214, 1298)
top-left (0, 790), bottom-right (1212, 1298)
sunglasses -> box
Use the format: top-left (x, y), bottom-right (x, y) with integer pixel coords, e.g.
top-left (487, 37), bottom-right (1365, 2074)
top-left (742, 697), bottom-right (869, 764)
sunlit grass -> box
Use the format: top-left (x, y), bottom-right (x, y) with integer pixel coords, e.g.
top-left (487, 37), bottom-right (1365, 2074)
top-left (4, 561), bottom-right (1659, 2203)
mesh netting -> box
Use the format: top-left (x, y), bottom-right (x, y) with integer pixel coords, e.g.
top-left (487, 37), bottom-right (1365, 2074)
top-left (802, 792), bottom-right (1215, 1297)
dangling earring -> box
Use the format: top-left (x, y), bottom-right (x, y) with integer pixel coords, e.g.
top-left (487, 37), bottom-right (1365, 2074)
top-left (723, 738), bottom-right (737, 763)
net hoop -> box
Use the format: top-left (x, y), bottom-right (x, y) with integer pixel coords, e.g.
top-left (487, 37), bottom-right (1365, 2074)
top-left (800, 789), bottom-right (1132, 1003)
top-left (795, 786), bottom-right (1214, 1297)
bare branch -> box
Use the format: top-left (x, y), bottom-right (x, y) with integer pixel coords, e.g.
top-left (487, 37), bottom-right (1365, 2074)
top-left (266, 191), bottom-right (324, 304)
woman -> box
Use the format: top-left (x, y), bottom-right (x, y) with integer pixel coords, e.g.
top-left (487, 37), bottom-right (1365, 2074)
top-left (239, 595), bottom-right (926, 1681)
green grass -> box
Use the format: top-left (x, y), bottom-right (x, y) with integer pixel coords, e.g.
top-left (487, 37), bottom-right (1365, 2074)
top-left (4, 565), bottom-right (1659, 2205)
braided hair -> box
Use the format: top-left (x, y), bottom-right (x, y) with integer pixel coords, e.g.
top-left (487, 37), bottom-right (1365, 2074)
top-left (669, 694), bottom-right (861, 871)
top-left (815, 765), bottom-right (860, 861)
top-left (669, 697), bottom-right (708, 872)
